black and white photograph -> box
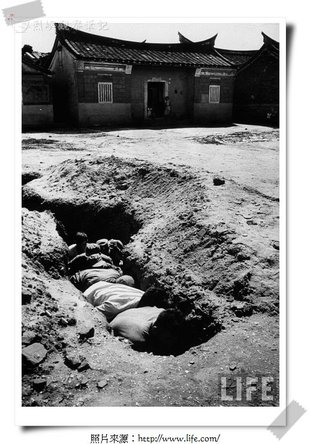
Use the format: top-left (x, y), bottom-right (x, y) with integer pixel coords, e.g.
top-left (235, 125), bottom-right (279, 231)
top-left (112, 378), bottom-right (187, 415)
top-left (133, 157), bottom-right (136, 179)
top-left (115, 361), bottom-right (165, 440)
top-left (5, 10), bottom-right (288, 429)
top-left (19, 19), bottom-right (284, 420)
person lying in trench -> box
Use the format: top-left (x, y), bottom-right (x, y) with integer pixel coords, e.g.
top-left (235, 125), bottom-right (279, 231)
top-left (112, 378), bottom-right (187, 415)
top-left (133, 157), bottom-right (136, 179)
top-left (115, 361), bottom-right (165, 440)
top-left (68, 252), bottom-right (115, 275)
top-left (83, 281), bottom-right (144, 322)
top-left (68, 232), bottom-right (88, 260)
top-left (70, 267), bottom-right (135, 293)
top-left (109, 306), bottom-right (185, 354)
top-left (96, 238), bottom-right (124, 267)
top-left (68, 234), bottom-right (124, 273)
top-left (82, 283), bottom-right (169, 322)
top-left (69, 232), bottom-right (107, 259)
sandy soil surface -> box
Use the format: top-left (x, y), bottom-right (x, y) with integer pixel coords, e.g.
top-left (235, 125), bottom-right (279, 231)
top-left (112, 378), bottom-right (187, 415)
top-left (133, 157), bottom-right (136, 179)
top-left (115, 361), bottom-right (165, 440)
top-left (23, 124), bottom-right (279, 199)
top-left (21, 124), bottom-right (280, 407)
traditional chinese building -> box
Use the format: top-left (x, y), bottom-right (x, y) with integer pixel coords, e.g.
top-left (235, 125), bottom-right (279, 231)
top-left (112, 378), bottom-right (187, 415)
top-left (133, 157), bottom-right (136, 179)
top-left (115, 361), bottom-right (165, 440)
top-left (230, 33), bottom-right (280, 125)
top-left (47, 24), bottom-right (237, 127)
top-left (22, 45), bottom-right (54, 129)
top-left (22, 26), bottom-right (280, 129)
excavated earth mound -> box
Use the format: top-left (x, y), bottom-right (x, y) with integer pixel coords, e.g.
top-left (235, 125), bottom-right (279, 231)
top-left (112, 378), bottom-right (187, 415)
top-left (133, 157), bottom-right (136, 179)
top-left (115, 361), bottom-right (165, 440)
top-left (21, 155), bottom-right (279, 406)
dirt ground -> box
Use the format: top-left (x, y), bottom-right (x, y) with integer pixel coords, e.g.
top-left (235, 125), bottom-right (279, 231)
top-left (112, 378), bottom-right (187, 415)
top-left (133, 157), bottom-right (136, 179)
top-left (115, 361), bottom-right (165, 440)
top-left (21, 124), bottom-right (280, 407)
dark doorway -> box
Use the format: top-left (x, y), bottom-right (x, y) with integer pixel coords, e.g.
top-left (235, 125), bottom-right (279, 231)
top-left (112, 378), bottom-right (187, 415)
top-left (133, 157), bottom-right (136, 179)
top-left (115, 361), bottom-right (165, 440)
top-left (147, 82), bottom-right (165, 118)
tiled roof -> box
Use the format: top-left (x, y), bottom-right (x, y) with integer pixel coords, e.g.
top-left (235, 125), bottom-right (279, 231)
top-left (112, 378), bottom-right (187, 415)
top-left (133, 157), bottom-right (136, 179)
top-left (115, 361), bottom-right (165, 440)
top-left (215, 48), bottom-right (258, 66)
top-left (237, 33), bottom-right (279, 72)
top-left (54, 24), bottom-right (234, 68)
top-left (176, 33), bottom-right (256, 66)
top-left (217, 33), bottom-right (279, 68)
top-left (22, 50), bottom-right (52, 74)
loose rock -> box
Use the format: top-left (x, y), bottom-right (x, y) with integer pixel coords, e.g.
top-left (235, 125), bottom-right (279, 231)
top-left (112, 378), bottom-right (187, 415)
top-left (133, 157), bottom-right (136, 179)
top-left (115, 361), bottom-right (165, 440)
top-left (271, 240), bottom-right (279, 250)
top-left (213, 177), bottom-right (225, 186)
top-left (80, 377), bottom-right (88, 387)
top-left (22, 289), bottom-right (32, 305)
top-left (58, 317), bottom-right (68, 327)
top-left (64, 352), bottom-right (82, 370)
top-left (22, 331), bottom-right (38, 346)
top-left (67, 316), bottom-right (77, 326)
top-left (33, 378), bottom-right (47, 391)
top-left (78, 321), bottom-right (95, 341)
top-left (77, 359), bottom-right (90, 372)
top-left (97, 380), bottom-right (108, 389)
top-left (22, 343), bottom-right (47, 367)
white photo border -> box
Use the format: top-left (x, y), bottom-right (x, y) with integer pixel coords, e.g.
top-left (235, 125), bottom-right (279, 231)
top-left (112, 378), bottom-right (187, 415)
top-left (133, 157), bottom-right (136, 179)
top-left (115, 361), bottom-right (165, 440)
top-left (15, 16), bottom-right (286, 426)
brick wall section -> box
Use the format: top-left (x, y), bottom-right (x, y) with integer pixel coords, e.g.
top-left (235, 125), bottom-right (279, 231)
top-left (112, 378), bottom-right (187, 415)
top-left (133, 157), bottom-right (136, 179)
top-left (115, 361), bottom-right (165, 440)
top-left (77, 72), bottom-right (131, 103)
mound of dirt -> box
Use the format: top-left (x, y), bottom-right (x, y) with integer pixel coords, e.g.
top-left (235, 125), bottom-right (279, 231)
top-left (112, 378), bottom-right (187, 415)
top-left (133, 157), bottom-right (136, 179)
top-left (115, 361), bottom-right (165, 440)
top-left (21, 154), bottom-right (280, 407)
top-left (192, 130), bottom-right (279, 145)
top-left (23, 156), bottom-right (279, 319)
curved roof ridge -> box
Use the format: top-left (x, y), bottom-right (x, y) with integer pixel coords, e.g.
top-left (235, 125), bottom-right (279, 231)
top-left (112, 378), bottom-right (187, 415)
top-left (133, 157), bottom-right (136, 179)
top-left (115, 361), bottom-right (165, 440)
top-left (51, 23), bottom-right (234, 68)
top-left (55, 23), bottom-right (219, 50)
top-left (178, 31), bottom-right (218, 47)
top-left (178, 32), bottom-right (193, 44)
top-left (236, 34), bottom-right (279, 72)
top-left (261, 32), bottom-right (279, 48)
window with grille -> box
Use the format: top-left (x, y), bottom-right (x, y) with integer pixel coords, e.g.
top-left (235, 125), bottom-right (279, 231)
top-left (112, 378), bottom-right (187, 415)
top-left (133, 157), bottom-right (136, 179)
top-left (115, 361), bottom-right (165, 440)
top-left (209, 85), bottom-right (220, 103)
top-left (98, 82), bottom-right (113, 103)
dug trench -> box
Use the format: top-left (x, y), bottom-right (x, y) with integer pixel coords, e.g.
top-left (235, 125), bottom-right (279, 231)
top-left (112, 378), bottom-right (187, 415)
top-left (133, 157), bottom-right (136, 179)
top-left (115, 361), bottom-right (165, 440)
top-left (21, 156), bottom-right (279, 406)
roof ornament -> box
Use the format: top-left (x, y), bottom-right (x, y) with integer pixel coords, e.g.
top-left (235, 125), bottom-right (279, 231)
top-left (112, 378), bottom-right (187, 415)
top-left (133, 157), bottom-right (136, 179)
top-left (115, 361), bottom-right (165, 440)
top-left (178, 32), bottom-right (193, 43)
top-left (261, 32), bottom-right (279, 48)
top-left (178, 32), bottom-right (218, 47)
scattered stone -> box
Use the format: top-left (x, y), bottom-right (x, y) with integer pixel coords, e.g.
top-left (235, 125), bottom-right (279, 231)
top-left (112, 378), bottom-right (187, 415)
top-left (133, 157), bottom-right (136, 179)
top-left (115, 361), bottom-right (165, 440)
top-left (231, 302), bottom-right (253, 317)
top-left (22, 343), bottom-right (47, 367)
top-left (246, 220), bottom-right (258, 225)
top-left (22, 386), bottom-right (33, 397)
top-left (143, 369), bottom-right (148, 373)
top-left (22, 289), bottom-right (32, 305)
top-left (80, 377), bottom-right (88, 387)
top-left (78, 321), bottom-right (95, 341)
top-left (33, 378), bottom-right (47, 391)
top-left (67, 316), bottom-right (77, 326)
top-left (22, 330), bottom-right (38, 346)
top-left (237, 252), bottom-right (250, 261)
top-left (271, 240), bottom-right (279, 250)
top-left (213, 176), bottom-right (225, 186)
top-left (97, 380), bottom-right (108, 389)
top-left (77, 359), bottom-right (90, 372)
top-left (64, 352), bottom-right (82, 370)
top-left (189, 361), bottom-right (195, 365)
top-left (58, 317), bottom-right (68, 327)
